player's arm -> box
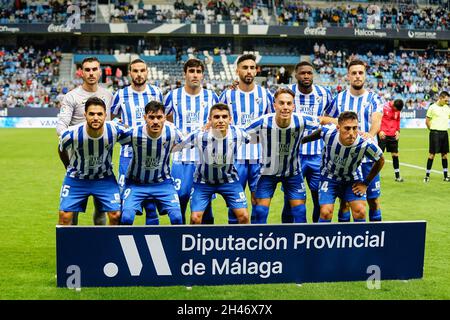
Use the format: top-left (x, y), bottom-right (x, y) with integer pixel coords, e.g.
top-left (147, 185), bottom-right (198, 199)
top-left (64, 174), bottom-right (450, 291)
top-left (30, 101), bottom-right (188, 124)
top-left (56, 95), bottom-right (74, 136)
top-left (368, 112), bottom-right (382, 138)
top-left (58, 130), bottom-right (73, 169)
top-left (301, 129), bottom-right (322, 144)
top-left (58, 149), bottom-right (70, 169)
top-left (425, 116), bottom-right (431, 130)
top-left (352, 155), bottom-right (385, 195)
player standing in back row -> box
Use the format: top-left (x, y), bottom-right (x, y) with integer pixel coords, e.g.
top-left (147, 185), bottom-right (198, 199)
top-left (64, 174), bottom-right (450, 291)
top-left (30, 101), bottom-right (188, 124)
top-left (111, 58), bottom-right (164, 225)
top-left (328, 59), bottom-right (385, 222)
top-left (281, 61), bottom-right (333, 223)
top-left (164, 58), bottom-right (219, 224)
top-left (219, 53), bottom-right (273, 224)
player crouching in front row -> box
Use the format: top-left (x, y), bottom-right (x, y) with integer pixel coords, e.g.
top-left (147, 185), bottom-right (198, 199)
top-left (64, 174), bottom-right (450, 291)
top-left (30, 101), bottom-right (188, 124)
top-left (302, 111), bottom-right (385, 223)
top-left (174, 103), bottom-right (250, 224)
top-left (58, 97), bottom-right (128, 225)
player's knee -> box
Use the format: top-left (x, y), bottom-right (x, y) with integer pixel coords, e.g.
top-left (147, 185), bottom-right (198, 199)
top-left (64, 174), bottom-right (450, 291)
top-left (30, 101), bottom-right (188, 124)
top-left (352, 205), bottom-right (366, 219)
top-left (107, 211), bottom-right (121, 225)
top-left (190, 212), bottom-right (203, 224)
top-left (120, 209), bottom-right (135, 225)
top-left (58, 211), bottom-right (73, 225)
top-left (320, 206), bottom-right (333, 220)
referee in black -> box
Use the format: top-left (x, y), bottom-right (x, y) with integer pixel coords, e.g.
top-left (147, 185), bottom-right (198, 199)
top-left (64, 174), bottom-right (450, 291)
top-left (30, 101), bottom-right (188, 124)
top-left (424, 91), bottom-right (450, 182)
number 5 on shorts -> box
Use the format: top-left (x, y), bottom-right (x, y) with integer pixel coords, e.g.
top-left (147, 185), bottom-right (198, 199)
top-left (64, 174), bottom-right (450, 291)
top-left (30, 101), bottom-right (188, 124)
top-left (60, 185), bottom-right (70, 197)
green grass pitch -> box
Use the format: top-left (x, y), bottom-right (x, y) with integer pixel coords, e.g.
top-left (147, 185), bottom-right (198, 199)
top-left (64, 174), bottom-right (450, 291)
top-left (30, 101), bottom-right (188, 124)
top-left (0, 128), bottom-right (449, 299)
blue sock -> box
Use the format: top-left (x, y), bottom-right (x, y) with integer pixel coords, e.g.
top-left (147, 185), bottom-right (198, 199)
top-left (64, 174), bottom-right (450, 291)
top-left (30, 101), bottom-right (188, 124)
top-left (354, 218), bottom-right (366, 222)
top-left (291, 204), bottom-right (307, 223)
top-left (318, 217), bottom-right (332, 223)
top-left (145, 217), bottom-right (159, 225)
top-left (228, 208), bottom-right (238, 224)
top-left (145, 207), bottom-right (159, 225)
top-left (369, 209), bottom-right (382, 222)
top-left (251, 205), bottom-right (269, 224)
top-left (281, 196), bottom-right (293, 223)
top-left (202, 204), bottom-right (215, 224)
top-left (338, 210), bottom-right (351, 222)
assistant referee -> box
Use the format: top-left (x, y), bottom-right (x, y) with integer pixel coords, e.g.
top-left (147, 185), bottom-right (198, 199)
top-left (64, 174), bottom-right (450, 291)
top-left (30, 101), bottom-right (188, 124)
top-left (424, 91), bottom-right (450, 182)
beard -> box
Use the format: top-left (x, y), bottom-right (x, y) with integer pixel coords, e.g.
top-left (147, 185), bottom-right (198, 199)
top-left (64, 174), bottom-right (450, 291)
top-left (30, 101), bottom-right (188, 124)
top-left (132, 77), bottom-right (146, 87)
top-left (298, 80), bottom-right (312, 89)
top-left (351, 83), bottom-right (364, 91)
top-left (240, 75), bottom-right (254, 85)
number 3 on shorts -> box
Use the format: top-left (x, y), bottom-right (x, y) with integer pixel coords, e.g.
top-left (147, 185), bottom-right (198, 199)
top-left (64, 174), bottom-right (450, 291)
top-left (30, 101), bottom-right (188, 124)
top-left (174, 178), bottom-right (181, 191)
top-left (320, 181), bottom-right (329, 193)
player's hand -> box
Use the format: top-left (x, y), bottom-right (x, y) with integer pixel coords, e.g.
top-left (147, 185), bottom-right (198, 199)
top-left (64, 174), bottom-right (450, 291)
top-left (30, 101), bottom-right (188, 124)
top-left (395, 131), bottom-right (400, 140)
top-left (352, 182), bottom-right (367, 197)
top-left (378, 131), bottom-right (386, 140)
top-left (358, 131), bottom-right (373, 140)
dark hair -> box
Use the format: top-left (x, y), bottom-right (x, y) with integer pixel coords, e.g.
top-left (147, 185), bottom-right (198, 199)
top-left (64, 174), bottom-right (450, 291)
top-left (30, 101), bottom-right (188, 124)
top-left (236, 53), bottom-right (257, 66)
top-left (347, 59), bottom-right (366, 70)
top-left (295, 61), bottom-right (314, 71)
top-left (81, 56), bottom-right (100, 68)
top-left (274, 87), bottom-right (295, 100)
top-left (338, 111), bottom-right (359, 124)
top-left (393, 99), bottom-right (404, 111)
top-left (209, 103), bottom-right (230, 116)
top-left (183, 58), bottom-right (205, 73)
top-left (129, 58), bottom-right (147, 70)
top-left (145, 101), bottom-right (165, 114)
top-left (85, 96), bottom-right (106, 112)
top-left (439, 91), bottom-right (450, 98)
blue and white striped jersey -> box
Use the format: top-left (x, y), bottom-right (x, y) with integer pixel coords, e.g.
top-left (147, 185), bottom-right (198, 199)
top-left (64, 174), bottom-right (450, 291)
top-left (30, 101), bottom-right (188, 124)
top-left (124, 123), bottom-right (184, 184)
top-left (328, 89), bottom-right (384, 163)
top-left (175, 126), bottom-right (250, 184)
top-left (219, 86), bottom-right (273, 161)
top-left (59, 122), bottom-right (129, 180)
top-left (320, 125), bottom-right (383, 182)
top-left (111, 84), bottom-right (163, 157)
top-left (245, 114), bottom-right (320, 177)
top-left (288, 84), bottom-right (333, 155)
top-left (164, 87), bottom-right (219, 162)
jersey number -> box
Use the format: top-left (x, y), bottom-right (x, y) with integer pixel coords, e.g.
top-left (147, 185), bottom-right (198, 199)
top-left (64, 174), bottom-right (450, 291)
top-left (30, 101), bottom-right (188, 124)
top-left (320, 181), bottom-right (329, 193)
top-left (60, 185), bottom-right (70, 197)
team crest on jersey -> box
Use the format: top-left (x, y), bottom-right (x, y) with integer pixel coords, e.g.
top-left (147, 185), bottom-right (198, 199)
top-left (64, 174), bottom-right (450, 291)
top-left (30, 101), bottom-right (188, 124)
top-left (316, 96), bottom-right (323, 104)
top-left (186, 112), bottom-right (200, 124)
top-left (255, 97), bottom-right (262, 105)
top-left (88, 156), bottom-right (102, 167)
top-left (145, 157), bottom-right (160, 169)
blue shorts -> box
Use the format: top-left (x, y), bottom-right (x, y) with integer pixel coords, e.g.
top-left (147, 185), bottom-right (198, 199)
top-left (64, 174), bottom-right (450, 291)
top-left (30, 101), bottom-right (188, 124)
top-left (118, 155), bottom-right (132, 189)
top-left (190, 181), bottom-right (247, 212)
top-left (255, 174), bottom-right (306, 200)
top-left (59, 175), bottom-right (121, 213)
top-left (318, 177), bottom-right (366, 205)
top-left (172, 161), bottom-right (196, 199)
top-left (361, 162), bottom-right (381, 199)
top-left (121, 179), bottom-right (182, 223)
top-left (300, 154), bottom-right (321, 192)
top-left (235, 160), bottom-right (260, 193)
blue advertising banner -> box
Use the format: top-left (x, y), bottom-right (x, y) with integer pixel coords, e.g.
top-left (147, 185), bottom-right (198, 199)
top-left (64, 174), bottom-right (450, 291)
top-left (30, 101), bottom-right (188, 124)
top-left (56, 222), bottom-right (426, 288)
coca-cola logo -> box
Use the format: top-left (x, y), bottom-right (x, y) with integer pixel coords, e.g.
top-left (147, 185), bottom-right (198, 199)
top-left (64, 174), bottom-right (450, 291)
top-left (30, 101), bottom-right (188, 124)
top-left (48, 24), bottom-right (73, 33)
top-left (304, 27), bottom-right (327, 36)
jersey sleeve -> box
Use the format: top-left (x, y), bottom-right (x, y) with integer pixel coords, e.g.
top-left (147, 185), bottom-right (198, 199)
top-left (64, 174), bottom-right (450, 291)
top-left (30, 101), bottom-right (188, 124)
top-left (218, 89), bottom-right (228, 103)
top-left (173, 129), bottom-right (199, 152)
top-left (364, 141), bottom-right (383, 162)
top-left (244, 116), bottom-right (262, 144)
top-left (371, 94), bottom-right (385, 114)
top-left (212, 90), bottom-right (219, 104)
top-left (266, 89), bottom-right (275, 113)
top-left (156, 87), bottom-right (164, 103)
top-left (116, 124), bottom-right (132, 145)
top-left (59, 129), bottom-right (73, 152)
top-left (56, 94), bottom-right (75, 136)
top-left (323, 88), bottom-right (334, 115)
top-left (426, 105), bottom-right (434, 118)
top-left (326, 95), bottom-right (339, 118)
top-left (302, 115), bottom-right (321, 131)
top-left (110, 90), bottom-right (122, 117)
top-left (163, 91), bottom-right (173, 115)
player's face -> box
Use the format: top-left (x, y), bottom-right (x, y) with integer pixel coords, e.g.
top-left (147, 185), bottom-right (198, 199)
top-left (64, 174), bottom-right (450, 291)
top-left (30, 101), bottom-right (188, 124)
top-left (145, 109), bottom-right (165, 134)
top-left (129, 62), bottom-right (148, 87)
top-left (85, 105), bottom-right (106, 130)
top-left (209, 109), bottom-right (230, 131)
top-left (347, 65), bottom-right (366, 91)
top-left (274, 93), bottom-right (295, 120)
top-left (439, 95), bottom-right (449, 106)
top-left (295, 65), bottom-right (314, 88)
top-left (184, 66), bottom-right (204, 89)
top-left (237, 59), bottom-right (257, 85)
top-left (81, 61), bottom-right (101, 86)
top-left (337, 119), bottom-right (359, 146)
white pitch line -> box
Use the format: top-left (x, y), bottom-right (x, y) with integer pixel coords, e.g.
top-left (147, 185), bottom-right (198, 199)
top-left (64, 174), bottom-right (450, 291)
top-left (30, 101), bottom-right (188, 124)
top-left (385, 160), bottom-right (442, 174)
